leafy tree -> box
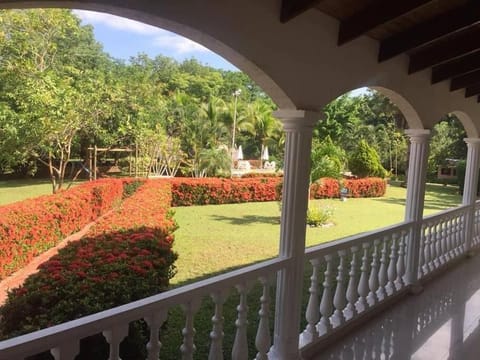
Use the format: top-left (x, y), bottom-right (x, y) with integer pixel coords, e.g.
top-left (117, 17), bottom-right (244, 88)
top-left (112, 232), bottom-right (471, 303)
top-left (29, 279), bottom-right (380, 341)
top-left (310, 136), bottom-right (346, 181)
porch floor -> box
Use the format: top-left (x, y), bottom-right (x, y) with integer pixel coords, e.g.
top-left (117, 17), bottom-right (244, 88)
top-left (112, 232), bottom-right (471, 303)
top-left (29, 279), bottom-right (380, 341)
top-left (310, 253), bottom-right (480, 360)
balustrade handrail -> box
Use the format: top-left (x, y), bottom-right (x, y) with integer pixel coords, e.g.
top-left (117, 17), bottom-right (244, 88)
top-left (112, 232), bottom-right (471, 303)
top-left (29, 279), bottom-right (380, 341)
top-left (421, 204), bottom-right (469, 223)
top-left (0, 257), bottom-right (288, 358)
top-left (305, 221), bottom-right (414, 261)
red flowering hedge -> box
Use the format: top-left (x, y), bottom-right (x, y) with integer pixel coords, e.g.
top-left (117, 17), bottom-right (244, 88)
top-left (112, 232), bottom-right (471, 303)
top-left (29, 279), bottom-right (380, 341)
top-left (0, 179), bottom-right (125, 280)
top-left (310, 177), bottom-right (386, 199)
top-left (0, 180), bottom-right (177, 358)
top-left (170, 177), bottom-right (282, 206)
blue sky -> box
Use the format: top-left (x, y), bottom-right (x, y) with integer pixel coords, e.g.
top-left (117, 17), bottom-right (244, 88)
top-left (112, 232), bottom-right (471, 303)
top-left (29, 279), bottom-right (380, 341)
top-left (73, 10), bottom-right (238, 71)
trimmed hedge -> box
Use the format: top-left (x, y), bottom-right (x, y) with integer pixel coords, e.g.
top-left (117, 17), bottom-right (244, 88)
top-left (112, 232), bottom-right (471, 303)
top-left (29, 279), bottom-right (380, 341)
top-left (310, 177), bottom-right (386, 199)
top-left (170, 177), bottom-right (282, 206)
top-left (0, 179), bottom-right (125, 280)
top-left (0, 180), bottom-right (178, 358)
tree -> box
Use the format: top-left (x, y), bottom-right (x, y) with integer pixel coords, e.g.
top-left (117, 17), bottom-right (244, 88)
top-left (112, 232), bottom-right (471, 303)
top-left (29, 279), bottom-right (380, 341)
top-left (349, 140), bottom-right (387, 178)
top-left (0, 9), bottom-right (110, 192)
top-left (310, 136), bottom-right (346, 181)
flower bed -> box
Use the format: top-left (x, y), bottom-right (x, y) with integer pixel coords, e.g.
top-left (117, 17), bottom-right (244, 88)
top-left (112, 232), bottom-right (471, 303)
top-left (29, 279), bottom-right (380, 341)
top-left (310, 177), bottom-right (386, 199)
top-left (0, 179), bottom-right (125, 280)
top-left (170, 177), bottom-right (282, 206)
top-left (0, 180), bottom-right (177, 358)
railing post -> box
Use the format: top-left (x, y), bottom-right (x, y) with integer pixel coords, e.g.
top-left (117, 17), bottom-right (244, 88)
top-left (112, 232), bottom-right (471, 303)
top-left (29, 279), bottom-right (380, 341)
top-left (404, 129), bottom-right (430, 290)
top-left (462, 138), bottom-right (480, 255)
top-left (269, 109), bottom-right (317, 360)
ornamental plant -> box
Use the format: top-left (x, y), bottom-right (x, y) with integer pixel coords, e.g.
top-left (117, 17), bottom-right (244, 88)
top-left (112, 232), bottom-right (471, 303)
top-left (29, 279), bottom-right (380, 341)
top-left (0, 179), bottom-right (125, 280)
top-left (170, 177), bottom-right (282, 206)
top-left (349, 140), bottom-right (387, 178)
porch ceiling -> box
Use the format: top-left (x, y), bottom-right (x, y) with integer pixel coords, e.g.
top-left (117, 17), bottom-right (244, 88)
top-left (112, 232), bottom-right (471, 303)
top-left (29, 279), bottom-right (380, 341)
top-left (281, 0), bottom-right (480, 102)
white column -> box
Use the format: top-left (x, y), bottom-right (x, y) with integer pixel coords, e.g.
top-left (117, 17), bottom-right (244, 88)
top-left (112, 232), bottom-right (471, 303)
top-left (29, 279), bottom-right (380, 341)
top-left (462, 138), bottom-right (480, 254)
top-left (404, 129), bottom-right (430, 288)
top-left (269, 109), bottom-right (318, 360)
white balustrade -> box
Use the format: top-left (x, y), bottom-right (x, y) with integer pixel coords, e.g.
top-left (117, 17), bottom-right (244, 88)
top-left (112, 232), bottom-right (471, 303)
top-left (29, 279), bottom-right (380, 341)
top-left (300, 259), bottom-right (321, 346)
top-left (103, 325), bottom-right (129, 360)
top-left (386, 234), bottom-right (398, 295)
top-left (318, 255), bottom-right (334, 335)
top-left (332, 250), bottom-right (347, 327)
top-left (357, 243), bottom-right (370, 313)
top-left (418, 206), bottom-right (469, 280)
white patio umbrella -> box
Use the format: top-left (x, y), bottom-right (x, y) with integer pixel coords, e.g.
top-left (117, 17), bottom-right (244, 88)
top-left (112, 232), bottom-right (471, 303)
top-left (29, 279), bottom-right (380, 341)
top-left (237, 145), bottom-right (244, 160)
top-left (261, 145), bottom-right (269, 161)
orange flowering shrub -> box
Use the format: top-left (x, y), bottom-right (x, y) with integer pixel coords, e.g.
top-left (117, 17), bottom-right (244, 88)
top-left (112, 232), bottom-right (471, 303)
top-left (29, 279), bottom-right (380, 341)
top-left (170, 177), bottom-right (282, 206)
top-left (310, 177), bottom-right (386, 198)
top-left (0, 179), bottom-right (124, 280)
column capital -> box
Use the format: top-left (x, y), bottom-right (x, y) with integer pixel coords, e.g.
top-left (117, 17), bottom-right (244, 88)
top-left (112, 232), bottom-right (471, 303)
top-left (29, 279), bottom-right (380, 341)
top-left (404, 129), bottom-right (431, 143)
top-left (273, 109), bottom-right (319, 131)
top-left (464, 138), bottom-right (480, 147)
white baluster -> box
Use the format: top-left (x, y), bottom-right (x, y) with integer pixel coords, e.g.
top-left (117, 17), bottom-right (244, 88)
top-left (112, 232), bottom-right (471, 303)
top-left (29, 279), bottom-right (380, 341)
top-left (377, 236), bottom-right (389, 301)
top-left (446, 217), bottom-right (453, 260)
top-left (317, 254), bottom-right (334, 335)
top-left (181, 299), bottom-right (201, 360)
top-left (332, 250), bottom-right (347, 327)
top-left (209, 291), bottom-right (227, 360)
top-left (386, 234), bottom-right (398, 296)
top-left (396, 231), bottom-right (406, 289)
top-left (429, 223), bottom-right (436, 272)
top-left (300, 258), bottom-right (321, 346)
top-left (232, 283), bottom-right (249, 360)
top-left (435, 223), bottom-right (442, 268)
top-left (103, 324), bottom-right (129, 360)
top-left (145, 310), bottom-right (168, 360)
top-left (51, 342), bottom-right (80, 360)
top-left (255, 277), bottom-right (271, 360)
top-left (367, 239), bottom-right (380, 306)
top-left (422, 225), bottom-right (430, 276)
top-left (356, 243), bottom-right (370, 313)
top-left (440, 221), bottom-right (447, 264)
top-left (345, 246), bottom-right (359, 320)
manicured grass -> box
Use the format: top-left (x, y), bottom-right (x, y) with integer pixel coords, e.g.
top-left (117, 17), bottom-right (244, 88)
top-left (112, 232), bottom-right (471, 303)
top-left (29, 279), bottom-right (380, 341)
top-left (0, 179), bottom-right (54, 205)
top-left (172, 182), bottom-right (462, 285)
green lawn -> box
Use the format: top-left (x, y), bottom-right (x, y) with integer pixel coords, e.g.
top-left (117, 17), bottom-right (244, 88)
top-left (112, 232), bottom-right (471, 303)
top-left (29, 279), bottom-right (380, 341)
top-left (0, 179), bottom-right (55, 205)
top-left (171, 182), bottom-right (462, 285)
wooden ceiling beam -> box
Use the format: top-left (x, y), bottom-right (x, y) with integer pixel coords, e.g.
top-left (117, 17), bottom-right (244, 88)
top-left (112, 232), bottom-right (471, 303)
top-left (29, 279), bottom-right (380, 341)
top-left (431, 51), bottom-right (480, 84)
top-left (338, 0), bottom-right (434, 45)
top-left (409, 28), bottom-right (480, 74)
top-left (379, 2), bottom-right (480, 62)
top-left (450, 69), bottom-right (480, 91)
top-left (465, 83), bottom-right (480, 98)
top-left (280, 0), bottom-right (322, 23)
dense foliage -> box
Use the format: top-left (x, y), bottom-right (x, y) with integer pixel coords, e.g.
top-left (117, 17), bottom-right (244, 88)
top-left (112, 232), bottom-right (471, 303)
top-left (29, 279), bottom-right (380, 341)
top-left (349, 140), bottom-right (387, 178)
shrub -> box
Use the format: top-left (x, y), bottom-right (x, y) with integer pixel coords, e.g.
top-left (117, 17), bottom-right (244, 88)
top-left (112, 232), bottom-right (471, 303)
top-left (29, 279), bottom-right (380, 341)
top-left (306, 205), bottom-right (334, 227)
top-left (309, 177), bottom-right (386, 199)
top-left (310, 136), bottom-right (346, 181)
top-left (0, 179), bottom-right (124, 280)
top-left (349, 140), bottom-right (387, 178)
top-left (170, 177), bottom-right (282, 206)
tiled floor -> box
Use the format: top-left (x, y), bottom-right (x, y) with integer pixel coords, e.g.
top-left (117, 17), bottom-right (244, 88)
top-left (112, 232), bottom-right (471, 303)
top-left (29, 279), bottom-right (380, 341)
top-left (312, 254), bottom-right (480, 360)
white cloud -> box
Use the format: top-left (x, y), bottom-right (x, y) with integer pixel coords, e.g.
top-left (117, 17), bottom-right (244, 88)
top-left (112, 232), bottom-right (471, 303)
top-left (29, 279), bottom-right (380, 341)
top-left (73, 10), bottom-right (209, 55)
top-left (153, 32), bottom-right (209, 54)
top-left (73, 10), bottom-right (160, 35)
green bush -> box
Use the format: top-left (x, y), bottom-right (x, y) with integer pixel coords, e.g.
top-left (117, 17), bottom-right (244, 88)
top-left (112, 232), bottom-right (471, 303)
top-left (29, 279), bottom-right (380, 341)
top-left (310, 136), bottom-right (346, 181)
top-left (349, 140), bottom-right (387, 178)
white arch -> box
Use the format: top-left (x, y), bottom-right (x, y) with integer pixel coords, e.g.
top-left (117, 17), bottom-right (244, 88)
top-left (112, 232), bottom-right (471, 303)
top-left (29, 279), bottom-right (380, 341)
top-left (449, 111), bottom-right (479, 138)
top-left (0, 1), bottom-right (296, 109)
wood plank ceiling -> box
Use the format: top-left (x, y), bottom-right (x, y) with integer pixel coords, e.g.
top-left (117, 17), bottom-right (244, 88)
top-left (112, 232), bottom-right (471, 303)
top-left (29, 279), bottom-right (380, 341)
top-left (280, 0), bottom-right (480, 102)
